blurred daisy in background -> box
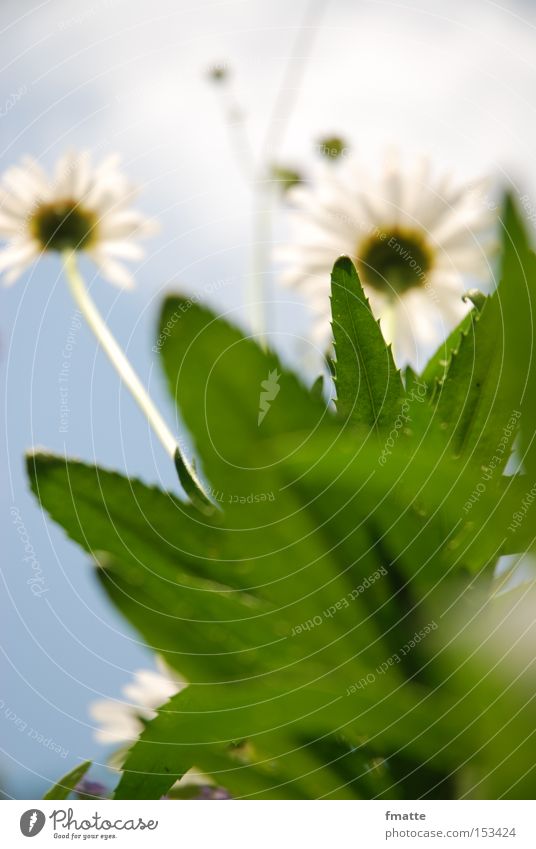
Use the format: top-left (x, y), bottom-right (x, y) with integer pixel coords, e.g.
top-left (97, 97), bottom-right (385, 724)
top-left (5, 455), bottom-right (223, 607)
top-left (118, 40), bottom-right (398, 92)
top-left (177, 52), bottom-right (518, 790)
top-left (90, 657), bottom-right (183, 746)
top-left (277, 152), bottom-right (496, 368)
top-left (89, 659), bottom-right (229, 798)
top-left (0, 150), bottom-right (203, 476)
top-left (0, 151), bottom-right (155, 287)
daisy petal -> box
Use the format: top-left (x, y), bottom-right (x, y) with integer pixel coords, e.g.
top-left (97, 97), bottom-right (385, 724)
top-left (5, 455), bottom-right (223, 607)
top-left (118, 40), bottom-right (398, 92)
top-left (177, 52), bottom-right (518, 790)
top-left (92, 251), bottom-right (135, 288)
top-left (277, 151), bottom-right (495, 367)
top-left (0, 150), bottom-right (155, 288)
top-left (0, 239), bottom-right (40, 276)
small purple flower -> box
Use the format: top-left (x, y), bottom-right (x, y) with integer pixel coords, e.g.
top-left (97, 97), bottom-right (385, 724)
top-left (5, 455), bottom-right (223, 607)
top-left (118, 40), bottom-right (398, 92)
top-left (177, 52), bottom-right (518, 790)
top-left (196, 785), bottom-right (232, 800)
top-left (74, 779), bottom-right (108, 799)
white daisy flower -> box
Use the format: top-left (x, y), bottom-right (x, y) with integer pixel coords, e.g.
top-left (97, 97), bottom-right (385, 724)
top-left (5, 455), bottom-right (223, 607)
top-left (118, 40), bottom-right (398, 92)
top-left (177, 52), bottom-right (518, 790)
top-left (0, 151), bottom-right (155, 287)
top-left (90, 658), bottom-right (184, 745)
top-left (277, 152), bottom-right (496, 368)
top-left (0, 151), bottom-right (212, 508)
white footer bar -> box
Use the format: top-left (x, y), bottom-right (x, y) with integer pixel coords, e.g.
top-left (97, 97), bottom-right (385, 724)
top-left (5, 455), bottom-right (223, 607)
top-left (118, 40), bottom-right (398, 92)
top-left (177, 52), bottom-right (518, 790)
top-left (2, 799), bottom-right (535, 848)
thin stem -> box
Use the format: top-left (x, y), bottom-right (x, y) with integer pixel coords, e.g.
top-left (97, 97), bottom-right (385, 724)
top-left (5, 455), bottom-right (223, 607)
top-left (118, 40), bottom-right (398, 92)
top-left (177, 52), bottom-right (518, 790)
top-left (214, 83), bottom-right (256, 184)
top-left (258, 0), bottom-right (329, 167)
top-left (210, 2), bottom-right (328, 346)
top-left (249, 0), bottom-right (329, 344)
top-left (62, 252), bottom-right (214, 512)
top-left (250, 181), bottom-right (271, 346)
top-left (63, 251), bottom-right (177, 457)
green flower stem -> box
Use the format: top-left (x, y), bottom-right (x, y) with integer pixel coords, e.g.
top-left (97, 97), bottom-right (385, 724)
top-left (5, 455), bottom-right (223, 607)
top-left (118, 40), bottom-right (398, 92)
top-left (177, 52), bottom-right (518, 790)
top-left (62, 251), bottom-right (213, 512)
top-left (63, 251), bottom-right (177, 456)
top-left (250, 181), bottom-right (270, 347)
top-left (212, 1), bottom-right (327, 347)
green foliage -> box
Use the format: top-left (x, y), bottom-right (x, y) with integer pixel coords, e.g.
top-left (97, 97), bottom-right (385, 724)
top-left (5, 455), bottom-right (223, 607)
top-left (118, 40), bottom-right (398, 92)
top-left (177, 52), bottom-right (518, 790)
top-left (43, 761), bottom-right (92, 800)
top-left (499, 196), bottom-right (536, 483)
top-left (432, 295), bottom-right (517, 472)
top-left (28, 195), bottom-right (536, 800)
top-left (331, 256), bottom-right (404, 433)
top-left (420, 309), bottom-right (475, 394)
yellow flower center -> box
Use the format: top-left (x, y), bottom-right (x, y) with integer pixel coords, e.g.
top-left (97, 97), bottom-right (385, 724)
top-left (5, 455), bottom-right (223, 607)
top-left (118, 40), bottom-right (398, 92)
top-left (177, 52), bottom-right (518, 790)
top-left (357, 228), bottom-right (433, 295)
top-left (30, 200), bottom-right (98, 252)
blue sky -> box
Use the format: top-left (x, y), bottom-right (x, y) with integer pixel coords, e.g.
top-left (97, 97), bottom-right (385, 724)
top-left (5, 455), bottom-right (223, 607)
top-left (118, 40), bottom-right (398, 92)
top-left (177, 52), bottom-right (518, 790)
top-left (2, 0), bottom-right (536, 798)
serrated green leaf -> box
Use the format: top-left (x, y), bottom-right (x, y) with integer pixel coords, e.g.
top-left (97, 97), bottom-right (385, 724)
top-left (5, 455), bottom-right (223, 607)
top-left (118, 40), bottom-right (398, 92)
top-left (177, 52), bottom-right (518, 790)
top-left (420, 308), bottom-right (475, 392)
top-left (43, 760), bottom-right (91, 800)
top-left (29, 274), bottom-right (536, 801)
top-left (499, 194), bottom-right (536, 484)
top-left (173, 448), bottom-right (216, 516)
top-left (433, 295), bottom-right (520, 473)
top-left (25, 453), bottom-right (289, 682)
top-left (159, 296), bottom-right (327, 492)
top-left (330, 256), bottom-right (404, 432)
top-left (115, 575), bottom-right (536, 800)
top-left (114, 674), bottom-right (459, 800)
top-left (27, 448), bottom-right (407, 691)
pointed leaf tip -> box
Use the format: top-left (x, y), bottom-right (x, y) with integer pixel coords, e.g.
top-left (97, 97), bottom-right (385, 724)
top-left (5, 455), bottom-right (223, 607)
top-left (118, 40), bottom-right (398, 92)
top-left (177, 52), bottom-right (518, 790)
top-left (330, 255), bottom-right (404, 431)
top-left (332, 255), bottom-right (356, 276)
top-left (174, 448), bottom-right (217, 517)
